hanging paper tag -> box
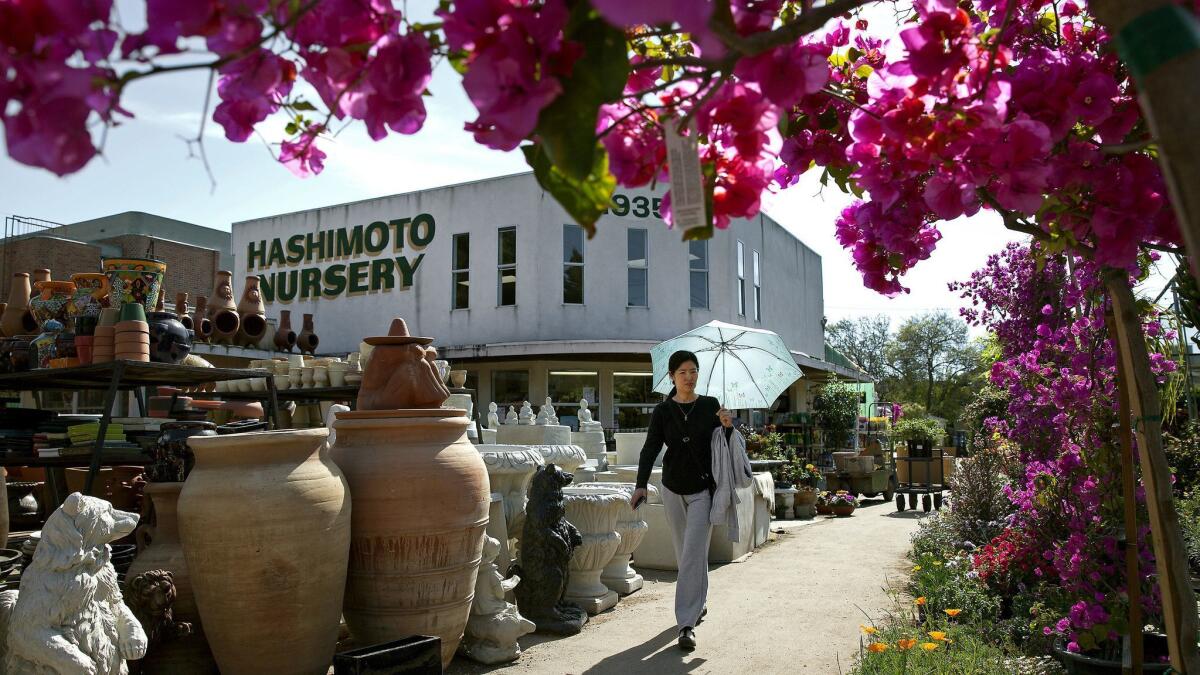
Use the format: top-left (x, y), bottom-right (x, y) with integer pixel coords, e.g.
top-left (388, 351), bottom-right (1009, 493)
top-left (664, 123), bottom-right (706, 233)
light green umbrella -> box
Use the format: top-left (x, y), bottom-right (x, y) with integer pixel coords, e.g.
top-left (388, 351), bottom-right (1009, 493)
top-left (651, 320), bottom-right (802, 409)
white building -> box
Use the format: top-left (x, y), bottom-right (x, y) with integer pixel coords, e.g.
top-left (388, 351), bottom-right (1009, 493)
top-left (232, 173), bottom-right (865, 429)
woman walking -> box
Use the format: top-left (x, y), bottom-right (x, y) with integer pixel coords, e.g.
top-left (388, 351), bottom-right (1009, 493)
top-left (630, 350), bottom-right (734, 651)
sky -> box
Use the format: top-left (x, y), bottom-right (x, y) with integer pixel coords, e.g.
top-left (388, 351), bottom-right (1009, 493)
top-left (0, 2), bottom-right (1180, 336)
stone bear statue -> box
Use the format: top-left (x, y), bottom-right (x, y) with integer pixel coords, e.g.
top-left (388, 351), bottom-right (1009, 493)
top-left (510, 464), bottom-right (588, 635)
top-left (1, 492), bottom-right (148, 674)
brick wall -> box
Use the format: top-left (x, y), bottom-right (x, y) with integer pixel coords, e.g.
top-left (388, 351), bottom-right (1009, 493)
top-left (0, 234), bottom-right (222, 308)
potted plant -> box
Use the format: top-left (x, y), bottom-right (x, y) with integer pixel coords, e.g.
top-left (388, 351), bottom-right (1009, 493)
top-left (829, 490), bottom-right (857, 517)
top-left (892, 416), bottom-right (944, 458)
top-left (815, 490), bottom-right (833, 515)
top-left (813, 377), bottom-right (860, 451)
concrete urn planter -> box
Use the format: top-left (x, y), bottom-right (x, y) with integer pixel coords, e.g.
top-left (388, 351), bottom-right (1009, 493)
top-left (178, 428), bottom-right (350, 675)
top-left (561, 486), bottom-right (626, 614)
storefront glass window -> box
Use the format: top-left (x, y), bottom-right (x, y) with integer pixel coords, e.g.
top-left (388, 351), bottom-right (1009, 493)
top-left (689, 239), bottom-right (708, 309)
top-left (613, 371), bottom-right (658, 429)
top-left (548, 370), bottom-right (598, 430)
top-left (492, 369), bottom-right (528, 410)
top-left (627, 228), bottom-right (647, 307)
top-left (563, 224), bottom-right (584, 304)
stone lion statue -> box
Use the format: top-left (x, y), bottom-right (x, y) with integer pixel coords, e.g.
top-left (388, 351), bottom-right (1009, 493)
top-left (0, 493), bottom-right (148, 674)
top-left (510, 464), bottom-right (587, 635)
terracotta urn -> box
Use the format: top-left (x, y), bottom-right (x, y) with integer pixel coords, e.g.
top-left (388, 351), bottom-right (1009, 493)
top-left (236, 276), bottom-right (267, 347)
top-left (296, 313), bottom-right (318, 355)
top-left (103, 257), bottom-right (166, 313)
top-left (69, 273), bottom-right (110, 318)
top-left (207, 271), bottom-right (239, 344)
top-left (30, 269), bottom-right (50, 297)
top-left (330, 318), bottom-right (489, 669)
top-left (126, 481), bottom-right (218, 673)
top-left (273, 310), bottom-right (296, 352)
top-left (179, 429), bottom-right (350, 675)
top-left (155, 284), bottom-right (166, 312)
top-left (1, 273), bottom-right (36, 337)
top-left (175, 292), bottom-right (193, 330)
top-left (192, 296), bottom-right (212, 341)
top-left (30, 280), bottom-right (76, 328)
top-left (561, 486), bottom-right (625, 614)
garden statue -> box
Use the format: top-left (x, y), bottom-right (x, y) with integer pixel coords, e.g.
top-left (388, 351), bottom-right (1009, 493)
top-left (510, 464), bottom-right (588, 635)
top-left (519, 401), bottom-right (534, 425)
top-left (535, 402), bottom-right (550, 426)
top-left (356, 318), bottom-right (449, 410)
top-left (458, 534), bottom-right (535, 664)
top-left (124, 569), bottom-right (193, 674)
top-left (545, 397), bottom-right (559, 426)
top-left (487, 402), bottom-right (500, 429)
top-left (505, 406), bottom-right (519, 425)
top-left (0, 492), bottom-right (148, 673)
top-left (578, 399), bottom-right (592, 424)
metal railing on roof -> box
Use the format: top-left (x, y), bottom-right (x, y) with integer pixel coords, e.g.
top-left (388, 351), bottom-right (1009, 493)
top-left (2, 214), bottom-right (65, 285)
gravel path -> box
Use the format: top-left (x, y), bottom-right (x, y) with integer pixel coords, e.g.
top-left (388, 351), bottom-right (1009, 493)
top-left (448, 498), bottom-right (929, 675)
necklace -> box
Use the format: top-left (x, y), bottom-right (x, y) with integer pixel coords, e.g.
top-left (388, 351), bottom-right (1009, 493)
top-left (674, 398), bottom-right (699, 423)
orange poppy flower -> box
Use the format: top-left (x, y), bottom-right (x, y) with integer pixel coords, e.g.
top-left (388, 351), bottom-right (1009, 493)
top-left (921, 642), bottom-right (938, 651)
top-left (929, 631), bottom-right (948, 641)
top-left (944, 608), bottom-right (962, 617)
top-left (867, 642), bottom-right (888, 653)
top-left (914, 596), bottom-right (927, 606)
top-left (897, 639), bottom-right (917, 651)
top-left (860, 625), bottom-right (878, 635)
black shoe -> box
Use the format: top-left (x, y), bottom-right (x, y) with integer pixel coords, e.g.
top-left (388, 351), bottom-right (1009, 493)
top-left (697, 607), bottom-right (707, 624)
top-left (679, 627), bottom-right (697, 651)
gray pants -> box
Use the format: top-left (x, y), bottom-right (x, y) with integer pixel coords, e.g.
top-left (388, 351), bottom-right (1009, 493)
top-left (662, 485), bottom-right (712, 629)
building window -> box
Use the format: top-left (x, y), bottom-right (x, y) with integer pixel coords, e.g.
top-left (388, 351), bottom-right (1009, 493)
top-left (689, 239), bottom-right (708, 309)
top-left (753, 249), bottom-right (761, 321)
top-left (613, 371), bottom-right (658, 429)
top-left (737, 240), bottom-right (746, 316)
top-left (627, 228), bottom-right (648, 307)
top-left (563, 223), bottom-right (584, 304)
top-left (492, 369), bottom-right (529, 411)
top-left (548, 370), bottom-right (599, 431)
top-left (497, 226), bottom-right (516, 306)
top-left (451, 233), bottom-right (469, 310)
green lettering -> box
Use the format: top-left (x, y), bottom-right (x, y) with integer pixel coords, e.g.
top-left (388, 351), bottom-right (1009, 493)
top-left (410, 213), bottom-right (435, 248)
top-left (348, 261), bottom-right (370, 293)
top-left (323, 264), bottom-right (347, 297)
top-left (396, 254), bottom-right (424, 287)
top-left (286, 235), bottom-right (305, 264)
top-left (300, 267), bottom-right (321, 299)
top-left (365, 221), bottom-right (388, 253)
top-left (305, 231), bottom-right (326, 262)
top-left (335, 225), bottom-right (364, 258)
top-left (370, 258), bottom-right (395, 291)
top-left (267, 239), bottom-right (286, 267)
top-left (390, 218), bottom-right (411, 251)
top-left (278, 270), bottom-right (298, 301)
top-left (259, 274), bottom-right (275, 302)
top-left (247, 240), bottom-right (267, 270)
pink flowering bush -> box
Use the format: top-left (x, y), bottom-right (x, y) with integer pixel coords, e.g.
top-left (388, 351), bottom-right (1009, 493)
top-left (952, 243), bottom-right (1176, 655)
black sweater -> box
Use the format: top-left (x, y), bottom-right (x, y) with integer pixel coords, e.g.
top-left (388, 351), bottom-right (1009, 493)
top-left (636, 395), bottom-right (728, 495)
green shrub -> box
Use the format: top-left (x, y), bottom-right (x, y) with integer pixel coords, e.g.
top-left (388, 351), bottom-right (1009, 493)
top-left (1178, 491), bottom-right (1200, 574)
top-left (1164, 422), bottom-right (1200, 494)
top-left (813, 376), bottom-right (860, 448)
top-left (893, 416), bottom-right (945, 444)
top-left (944, 447), bottom-right (1016, 546)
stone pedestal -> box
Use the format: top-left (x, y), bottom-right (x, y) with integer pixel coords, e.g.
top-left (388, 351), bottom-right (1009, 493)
top-left (571, 430), bottom-right (607, 466)
top-left (614, 432), bottom-right (653, 466)
top-left (574, 482), bottom-right (653, 595)
top-left (606, 466), bottom-right (664, 503)
top-left (561, 487), bottom-right (625, 615)
top-left (497, 423), bottom-right (571, 446)
top-left (479, 428), bottom-right (497, 444)
top-left (476, 445), bottom-right (544, 564)
top-left (774, 487), bottom-right (796, 520)
top-left (529, 444), bottom-right (588, 474)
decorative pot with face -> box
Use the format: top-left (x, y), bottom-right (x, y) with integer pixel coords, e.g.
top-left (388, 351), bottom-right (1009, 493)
top-left (147, 311), bottom-right (193, 364)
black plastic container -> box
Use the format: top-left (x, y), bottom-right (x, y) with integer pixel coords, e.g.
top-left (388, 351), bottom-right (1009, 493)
top-left (333, 636), bottom-right (441, 675)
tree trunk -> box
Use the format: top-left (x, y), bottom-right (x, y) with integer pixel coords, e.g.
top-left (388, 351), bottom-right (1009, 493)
top-left (1090, 0), bottom-right (1200, 285)
top-left (1103, 268), bottom-right (1199, 674)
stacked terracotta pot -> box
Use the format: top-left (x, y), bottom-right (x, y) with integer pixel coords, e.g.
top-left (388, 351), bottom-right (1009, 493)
top-left (330, 318), bottom-right (489, 669)
top-left (115, 318), bottom-right (150, 362)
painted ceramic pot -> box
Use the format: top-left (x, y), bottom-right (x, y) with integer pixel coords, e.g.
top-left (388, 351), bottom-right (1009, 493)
top-left (147, 311), bottom-right (193, 364)
top-left (179, 429), bottom-right (350, 675)
top-left (30, 280), bottom-right (76, 327)
top-left (103, 257), bottom-right (166, 313)
top-left (68, 273), bottom-right (109, 318)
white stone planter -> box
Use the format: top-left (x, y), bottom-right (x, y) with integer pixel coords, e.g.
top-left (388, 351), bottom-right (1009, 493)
top-left (475, 445), bottom-right (545, 554)
top-left (574, 481), bottom-right (653, 595)
top-left (562, 486), bottom-right (625, 615)
top-left (528, 444), bottom-right (588, 474)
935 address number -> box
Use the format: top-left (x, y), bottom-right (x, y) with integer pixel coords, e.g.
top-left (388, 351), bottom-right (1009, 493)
top-left (605, 194), bottom-right (662, 219)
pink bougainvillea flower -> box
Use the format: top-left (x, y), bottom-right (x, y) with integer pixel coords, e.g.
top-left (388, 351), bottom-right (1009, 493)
top-left (734, 40), bottom-right (830, 109)
top-left (279, 131), bottom-right (326, 178)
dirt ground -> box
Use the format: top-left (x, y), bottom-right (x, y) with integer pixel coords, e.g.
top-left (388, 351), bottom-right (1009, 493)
top-left (447, 498), bottom-right (929, 675)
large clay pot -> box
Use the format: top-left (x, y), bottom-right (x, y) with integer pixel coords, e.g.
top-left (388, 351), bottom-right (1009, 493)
top-left (147, 311), bottom-right (193, 364)
top-left (236, 276), bottom-right (267, 347)
top-left (296, 313), bottom-right (318, 355)
top-left (192, 296), bottom-right (211, 341)
top-left (274, 310), bottom-right (296, 352)
top-left (30, 269), bottom-right (50, 297)
top-left (330, 409), bottom-right (489, 669)
top-left (1, 273), bottom-right (37, 336)
top-left (179, 429), bottom-right (350, 675)
top-left (30, 280), bottom-right (76, 328)
top-left (69, 273), bottom-right (110, 318)
top-left (127, 481), bottom-right (219, 673)
top-left (207, 271), bottom-right (239, 345)
top-left (175, 292), bottom-right (192, 331)
top-left (103, 257), bottom-right (167, 313)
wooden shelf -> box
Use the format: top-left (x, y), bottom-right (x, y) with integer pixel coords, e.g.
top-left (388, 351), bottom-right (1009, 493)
top-left (214, 385), bottom-right (359, 403)
top-left (0, 361), bottom-right (271, 391)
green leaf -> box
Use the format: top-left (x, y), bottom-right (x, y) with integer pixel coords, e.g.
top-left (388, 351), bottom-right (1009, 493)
top-left (290, 100), bottom-right (317, 112)
top-left (535, 12), bottom-right (629, 181)
top-left (522, 142), bottom-right (615, 237)
top-left (284, 121), bottom-right (298, 135)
